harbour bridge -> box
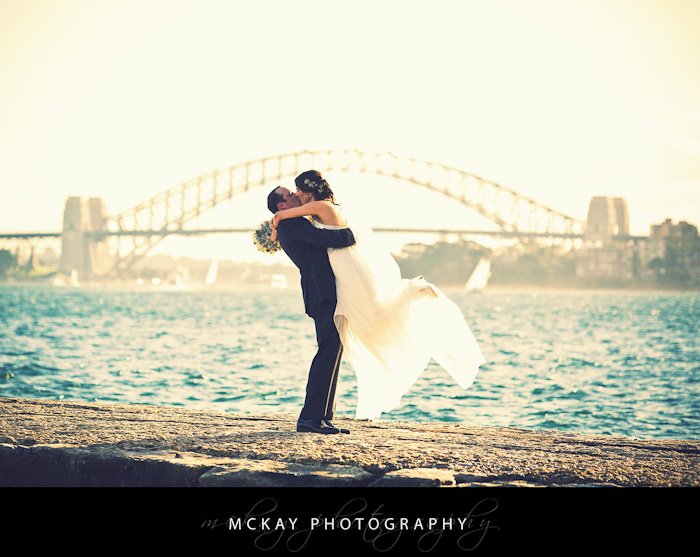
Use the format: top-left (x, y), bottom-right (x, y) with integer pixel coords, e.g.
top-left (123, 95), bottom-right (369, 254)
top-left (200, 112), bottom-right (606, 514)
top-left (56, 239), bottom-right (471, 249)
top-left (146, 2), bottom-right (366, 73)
top-left (2, 149), bottom-right (591, 279)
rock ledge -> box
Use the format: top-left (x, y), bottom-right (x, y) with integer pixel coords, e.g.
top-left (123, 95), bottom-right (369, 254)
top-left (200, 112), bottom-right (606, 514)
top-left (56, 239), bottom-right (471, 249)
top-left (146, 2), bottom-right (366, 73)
top-left (1, 397), bottom-right (698, 487)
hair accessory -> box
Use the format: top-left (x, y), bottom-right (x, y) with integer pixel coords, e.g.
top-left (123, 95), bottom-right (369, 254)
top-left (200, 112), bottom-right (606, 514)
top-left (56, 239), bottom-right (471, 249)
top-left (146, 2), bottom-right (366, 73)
top-left (303, 178), bottom-right (322, 192)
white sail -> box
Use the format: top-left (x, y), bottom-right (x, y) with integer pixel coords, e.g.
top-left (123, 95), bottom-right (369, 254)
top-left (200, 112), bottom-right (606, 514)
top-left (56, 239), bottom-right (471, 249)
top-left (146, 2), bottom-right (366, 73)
top-left (70, 269), bottom-right (79, 287)
top-left (204, 259), bottom-right (218, 286)
top-left (464, 257), bottom-right (491, 291)
top-left (270, 273), bottom-right (288, 289)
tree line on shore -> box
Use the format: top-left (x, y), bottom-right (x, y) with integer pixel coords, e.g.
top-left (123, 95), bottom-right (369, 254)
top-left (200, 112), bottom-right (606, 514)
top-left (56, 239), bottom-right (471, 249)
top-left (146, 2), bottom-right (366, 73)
top-left (1, 242), bottom-right (697, 290)
top-left (395, 240), bottom-right (698, 290)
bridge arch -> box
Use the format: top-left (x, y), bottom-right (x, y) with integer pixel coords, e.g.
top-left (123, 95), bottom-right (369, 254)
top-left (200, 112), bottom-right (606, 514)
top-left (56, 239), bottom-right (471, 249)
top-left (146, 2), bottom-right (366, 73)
top-left (106, 149), bottom-right (583, 275)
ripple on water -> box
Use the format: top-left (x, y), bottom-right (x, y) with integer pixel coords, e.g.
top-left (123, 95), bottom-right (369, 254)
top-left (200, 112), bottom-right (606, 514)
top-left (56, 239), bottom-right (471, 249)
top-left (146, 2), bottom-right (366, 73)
top-left (1, 286), bottom-right (697, 440)
top-left (563, 389), bottom-right (589, 400)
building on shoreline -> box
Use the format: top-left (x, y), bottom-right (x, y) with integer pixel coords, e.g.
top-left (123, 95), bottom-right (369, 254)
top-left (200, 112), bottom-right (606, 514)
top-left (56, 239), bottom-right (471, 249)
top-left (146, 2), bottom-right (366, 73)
top-left (575, 197), bottom-right (699, 288)
top-left (640, 219), bottom-right (700, 287)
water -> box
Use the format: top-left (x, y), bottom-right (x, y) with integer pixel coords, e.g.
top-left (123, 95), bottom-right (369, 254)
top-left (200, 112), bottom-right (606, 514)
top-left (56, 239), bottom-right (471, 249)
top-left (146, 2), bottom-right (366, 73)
top-left (1, 284), bottom-right (698, 440)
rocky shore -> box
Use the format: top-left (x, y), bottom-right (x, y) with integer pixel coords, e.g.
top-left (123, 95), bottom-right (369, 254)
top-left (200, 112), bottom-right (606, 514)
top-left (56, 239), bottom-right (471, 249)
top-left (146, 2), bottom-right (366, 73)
top-left (1, 397), bottom-right (698, 487)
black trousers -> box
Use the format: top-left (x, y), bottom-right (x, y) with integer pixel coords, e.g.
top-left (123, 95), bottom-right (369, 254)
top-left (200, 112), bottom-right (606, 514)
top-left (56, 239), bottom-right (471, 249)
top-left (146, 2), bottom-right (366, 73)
top-left (299, 301), bottom-right (343, 421)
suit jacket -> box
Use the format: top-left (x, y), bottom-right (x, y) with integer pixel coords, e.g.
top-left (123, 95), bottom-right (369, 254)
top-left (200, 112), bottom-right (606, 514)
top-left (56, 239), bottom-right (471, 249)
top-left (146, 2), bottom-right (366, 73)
top-left (276, 217), bottom-right (356, 317)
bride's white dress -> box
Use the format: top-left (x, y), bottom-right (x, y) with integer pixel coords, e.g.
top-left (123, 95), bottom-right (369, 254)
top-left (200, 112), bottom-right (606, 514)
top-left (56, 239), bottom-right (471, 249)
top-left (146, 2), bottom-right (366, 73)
top-left (311, 216), bottom-right (486, 419)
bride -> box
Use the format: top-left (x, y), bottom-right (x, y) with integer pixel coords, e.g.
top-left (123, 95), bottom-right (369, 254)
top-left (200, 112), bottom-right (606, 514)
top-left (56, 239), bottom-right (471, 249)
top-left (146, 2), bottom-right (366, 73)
top-left (271, 170), bottom-right (486, 419)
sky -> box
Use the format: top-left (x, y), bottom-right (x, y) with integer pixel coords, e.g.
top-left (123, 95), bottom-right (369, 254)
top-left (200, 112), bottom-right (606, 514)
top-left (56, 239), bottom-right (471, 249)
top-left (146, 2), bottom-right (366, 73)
top-left (1, 0), bottom-right (698, 263)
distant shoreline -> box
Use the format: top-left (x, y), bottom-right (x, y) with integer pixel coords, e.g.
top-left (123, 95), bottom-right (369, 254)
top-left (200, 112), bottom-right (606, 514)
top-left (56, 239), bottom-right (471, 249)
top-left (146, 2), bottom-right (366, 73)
top-left (0, 278), bottom-right (697, 294)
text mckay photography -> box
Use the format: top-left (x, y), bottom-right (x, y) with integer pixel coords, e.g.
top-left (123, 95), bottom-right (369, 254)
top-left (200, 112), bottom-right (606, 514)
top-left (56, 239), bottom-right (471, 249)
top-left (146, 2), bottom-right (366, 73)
top-left (200, 495), bottom-right (499, 552)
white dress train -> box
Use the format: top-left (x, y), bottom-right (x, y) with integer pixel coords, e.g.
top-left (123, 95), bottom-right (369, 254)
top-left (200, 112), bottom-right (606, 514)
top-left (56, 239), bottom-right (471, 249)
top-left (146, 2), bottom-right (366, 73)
top-left (312, 217), bottom-right (486, 419)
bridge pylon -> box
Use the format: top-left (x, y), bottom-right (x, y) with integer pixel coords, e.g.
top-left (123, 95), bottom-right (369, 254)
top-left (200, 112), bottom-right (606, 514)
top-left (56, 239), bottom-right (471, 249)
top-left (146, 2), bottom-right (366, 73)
top-left (58, 197), bottom-right (113, 281)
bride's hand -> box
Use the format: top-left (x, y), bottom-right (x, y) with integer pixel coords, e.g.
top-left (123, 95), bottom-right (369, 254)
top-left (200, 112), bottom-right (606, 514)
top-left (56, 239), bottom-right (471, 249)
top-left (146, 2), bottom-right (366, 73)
top-left (272, 213), bottom-right (282, 228)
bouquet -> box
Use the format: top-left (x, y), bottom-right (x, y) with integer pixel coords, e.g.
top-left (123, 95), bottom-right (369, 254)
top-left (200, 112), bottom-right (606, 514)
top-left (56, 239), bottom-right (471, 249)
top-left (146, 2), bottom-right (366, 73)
top-left (252, 220), bottom-right (282, 254)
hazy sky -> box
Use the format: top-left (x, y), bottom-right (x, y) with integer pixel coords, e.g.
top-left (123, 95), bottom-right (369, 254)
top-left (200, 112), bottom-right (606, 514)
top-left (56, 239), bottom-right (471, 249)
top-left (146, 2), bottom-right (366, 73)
top-left (1, 0), bottom-right (698, 262)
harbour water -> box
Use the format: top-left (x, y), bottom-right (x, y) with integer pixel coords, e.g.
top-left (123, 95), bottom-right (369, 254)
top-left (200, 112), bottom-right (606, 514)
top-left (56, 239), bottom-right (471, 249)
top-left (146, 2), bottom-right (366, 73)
top-left (1, 284), bottom-right (697, 440)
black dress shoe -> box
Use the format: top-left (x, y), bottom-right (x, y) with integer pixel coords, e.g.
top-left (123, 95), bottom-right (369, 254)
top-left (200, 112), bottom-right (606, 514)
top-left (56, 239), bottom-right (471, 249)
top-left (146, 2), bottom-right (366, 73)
top-left (296, 418), bottom-right (340, 434)
top-left (322, 419), bottom-right (350, 434)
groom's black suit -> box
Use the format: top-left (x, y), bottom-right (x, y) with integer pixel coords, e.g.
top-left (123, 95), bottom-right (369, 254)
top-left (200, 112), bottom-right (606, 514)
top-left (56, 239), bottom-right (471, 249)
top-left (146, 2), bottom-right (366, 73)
top-left (276, 217), bottom-right (355, 422)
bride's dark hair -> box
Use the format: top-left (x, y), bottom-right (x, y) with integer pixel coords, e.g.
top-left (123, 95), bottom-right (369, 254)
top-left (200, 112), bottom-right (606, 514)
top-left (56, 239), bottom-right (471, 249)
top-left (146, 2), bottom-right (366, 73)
top-left (294, 170), bottom-right (336, 203)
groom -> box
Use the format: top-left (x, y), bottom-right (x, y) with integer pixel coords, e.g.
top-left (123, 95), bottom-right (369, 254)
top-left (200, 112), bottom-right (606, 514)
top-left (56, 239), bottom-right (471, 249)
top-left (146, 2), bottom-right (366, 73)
top-left (267, 185), bottom-right (355, 434)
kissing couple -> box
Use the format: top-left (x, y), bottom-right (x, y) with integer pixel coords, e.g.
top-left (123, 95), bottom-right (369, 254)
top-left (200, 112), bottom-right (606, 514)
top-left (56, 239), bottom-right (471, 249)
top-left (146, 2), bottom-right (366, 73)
top-left (267, 170), bottom-right (486, 434)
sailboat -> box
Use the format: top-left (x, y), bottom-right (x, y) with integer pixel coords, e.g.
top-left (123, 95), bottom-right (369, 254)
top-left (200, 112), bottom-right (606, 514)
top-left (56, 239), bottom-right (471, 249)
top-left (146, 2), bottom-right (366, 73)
top-left (204, 259), bottom-right (219, 286)
top-left (270, 273), bottom-right (288, 289)
top-left (464, 256), bottom-right (491, 292)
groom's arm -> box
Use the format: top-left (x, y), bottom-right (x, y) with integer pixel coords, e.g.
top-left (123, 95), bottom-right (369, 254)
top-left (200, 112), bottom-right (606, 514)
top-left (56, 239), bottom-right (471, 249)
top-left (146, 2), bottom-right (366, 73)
top-left (277, 218), bottom-right (355, 249)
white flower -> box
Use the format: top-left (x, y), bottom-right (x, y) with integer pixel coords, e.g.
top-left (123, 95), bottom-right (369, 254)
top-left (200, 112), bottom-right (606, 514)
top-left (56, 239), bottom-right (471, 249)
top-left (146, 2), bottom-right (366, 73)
top-left (303, 178), bottom-right (322, 192)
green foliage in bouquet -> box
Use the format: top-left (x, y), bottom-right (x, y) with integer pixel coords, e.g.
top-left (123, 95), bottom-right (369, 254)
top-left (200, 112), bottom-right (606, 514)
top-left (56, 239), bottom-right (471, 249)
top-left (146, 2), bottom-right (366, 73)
top-left (253, 220), bottom-right (282, 254)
